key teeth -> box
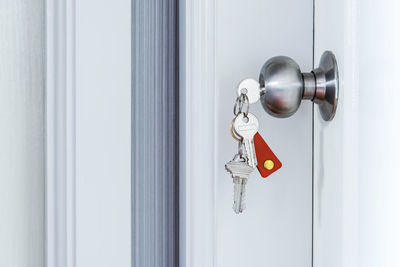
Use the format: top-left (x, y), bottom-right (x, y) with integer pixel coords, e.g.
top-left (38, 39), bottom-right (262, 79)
top-left (232, 201), bottom-right (246, 214)
top-left (233, 207), bottom-right (242, 214)
top-left (244, 139), bottom-right (257, 168)
top-left (232, 180), bottom-right (246, 214)
top-left (232, 203), bottom-right (246, 214)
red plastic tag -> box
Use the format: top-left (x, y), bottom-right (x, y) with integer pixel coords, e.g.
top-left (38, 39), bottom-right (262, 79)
top-left (254, 132), bottom-right (282, 178)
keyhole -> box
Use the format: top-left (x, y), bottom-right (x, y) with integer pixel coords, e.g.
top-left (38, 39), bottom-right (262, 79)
top-left (241, 88), bottom-right (248, 94)
top-left (242, 116), bottom-right (249, 123)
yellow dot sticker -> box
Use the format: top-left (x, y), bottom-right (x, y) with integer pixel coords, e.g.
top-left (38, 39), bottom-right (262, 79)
top-left (264, 160), bottom-right (274, 170)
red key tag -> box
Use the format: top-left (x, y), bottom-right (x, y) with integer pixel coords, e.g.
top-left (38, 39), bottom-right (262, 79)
top-left (254, 132), bottom-right (282, 178)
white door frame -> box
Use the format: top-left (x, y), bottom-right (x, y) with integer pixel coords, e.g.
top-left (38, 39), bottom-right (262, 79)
top-left (179, 0), bottom-right (218, 266)
top-left (45, 1), bottom-right (131, 266)
top-left (46, 0), bottom-right (77, 265)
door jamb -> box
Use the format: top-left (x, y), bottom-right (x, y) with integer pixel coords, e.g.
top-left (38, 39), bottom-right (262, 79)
top-left (179, 0), bottom-right (218, 266)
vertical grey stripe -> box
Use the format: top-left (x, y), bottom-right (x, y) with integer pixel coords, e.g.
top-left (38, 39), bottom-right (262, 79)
top-left (132, 0), bottom-right (179, 266)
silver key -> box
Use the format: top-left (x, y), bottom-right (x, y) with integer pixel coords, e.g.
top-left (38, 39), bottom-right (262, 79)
top-left (225, 155), bottom-right (254, 214)
top-left (236, 78), bottom-right (260, 104)
top-left (233, 112), bottom-right (259, 168)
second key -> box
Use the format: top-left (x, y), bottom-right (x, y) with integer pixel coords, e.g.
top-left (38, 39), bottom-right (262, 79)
top-left (233, 112), bottom-right (259, 168)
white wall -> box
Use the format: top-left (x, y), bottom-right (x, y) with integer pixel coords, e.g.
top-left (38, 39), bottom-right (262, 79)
top-left (0, 1), bottom-right (45, 266)
top-left (314, 0), bottom-right (400, 266)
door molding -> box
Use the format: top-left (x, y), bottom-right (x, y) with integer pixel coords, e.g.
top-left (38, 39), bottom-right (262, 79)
top-left (46, 1), bottom-right (131, 266)
top-left (179, 0), bottom-right (217, 266)
top-left (45, 0), bottom-right (76, 266)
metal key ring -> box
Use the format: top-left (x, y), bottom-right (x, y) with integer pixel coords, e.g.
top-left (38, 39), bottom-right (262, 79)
top-left (230, 116), bottom-right (242, 142)
top-left (233, 93), bottom-right (250, 116)
top-left (233, 96), bottom-right (242, 115)
top-left (240, 93), bottom-right (250, 117)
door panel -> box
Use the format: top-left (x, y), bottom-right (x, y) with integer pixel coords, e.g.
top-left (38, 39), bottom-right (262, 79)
top-left (180, 0), bottom-right (314, 266)
top-left (216, 1), bottom-right (313, 266)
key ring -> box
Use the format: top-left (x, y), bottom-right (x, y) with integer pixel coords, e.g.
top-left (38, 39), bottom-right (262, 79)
top-left (233, 93), bottom-right (249, 117)
top-left (230, 115), bottom-right (242, 142)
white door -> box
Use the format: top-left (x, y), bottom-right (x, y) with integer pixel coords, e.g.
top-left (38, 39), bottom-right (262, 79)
top-left (180, 1), bottom-right (313, 266)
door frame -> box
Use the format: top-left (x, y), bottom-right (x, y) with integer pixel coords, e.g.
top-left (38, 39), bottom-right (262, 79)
top-left (45, 1), bottom-right (131, 266)
top-left (46, 0), bottom-right (76, 265)
top-left (179, 0), bottom-right (218, 266)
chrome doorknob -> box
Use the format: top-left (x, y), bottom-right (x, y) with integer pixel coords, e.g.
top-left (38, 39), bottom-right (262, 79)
top-left (259, 51), bottom-right (339, 121)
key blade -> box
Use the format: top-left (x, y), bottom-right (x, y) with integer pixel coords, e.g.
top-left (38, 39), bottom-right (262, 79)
top-left (233, 178), bottom-right (247, 214)
top-left (225, 158), bottom-right (253, 214)
top-left (244, 139), bottom-right (257, 168)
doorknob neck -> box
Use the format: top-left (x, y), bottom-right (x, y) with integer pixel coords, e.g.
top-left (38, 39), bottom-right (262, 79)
top-left (302, 72), bottom-right (316, 100)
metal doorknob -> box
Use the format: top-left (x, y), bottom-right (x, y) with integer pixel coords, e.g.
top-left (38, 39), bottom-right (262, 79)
top-left (259, 51), bottom-right (339, 121)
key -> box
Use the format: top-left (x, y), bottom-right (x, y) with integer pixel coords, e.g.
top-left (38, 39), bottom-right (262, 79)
top-left (233, 112), bottom-right (259, 168)
top-left (237, 78), bottom-right (261, 104)
top-left (225, 155), bottom-right (254, 214)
